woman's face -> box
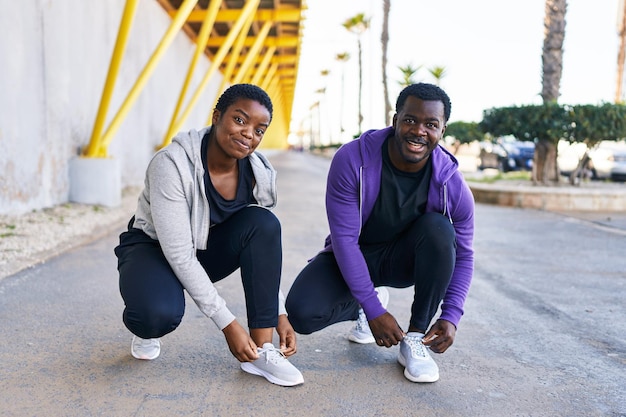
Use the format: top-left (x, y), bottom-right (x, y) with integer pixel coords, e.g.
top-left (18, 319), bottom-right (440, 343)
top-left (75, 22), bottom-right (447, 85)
top-left (211, 98), bottom-right (271, 159)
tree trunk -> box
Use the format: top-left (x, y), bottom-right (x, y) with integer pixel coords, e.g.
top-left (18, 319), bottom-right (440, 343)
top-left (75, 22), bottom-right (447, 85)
top-left (533, 140), bottom-right (559, 184)
top-left (616, 0), bottom-right (626, 103)
top-left (541, 0), bottom-right (566, 103)
top-left (538, 0), bottom-right (567, 183)
top-left (381, 0), bottom-right (392, 125)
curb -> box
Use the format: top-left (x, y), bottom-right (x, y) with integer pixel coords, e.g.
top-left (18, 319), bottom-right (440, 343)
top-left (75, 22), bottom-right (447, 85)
top-left (469, 181), bottom-right (626, 211)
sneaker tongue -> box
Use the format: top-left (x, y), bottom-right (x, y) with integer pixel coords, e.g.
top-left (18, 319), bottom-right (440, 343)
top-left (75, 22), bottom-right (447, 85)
top-left (261, 343), bottom-right (275, 350)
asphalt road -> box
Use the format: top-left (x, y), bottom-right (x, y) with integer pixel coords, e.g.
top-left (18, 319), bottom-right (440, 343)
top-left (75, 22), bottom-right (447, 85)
top-left (0, 151), bottom-right (624, 417)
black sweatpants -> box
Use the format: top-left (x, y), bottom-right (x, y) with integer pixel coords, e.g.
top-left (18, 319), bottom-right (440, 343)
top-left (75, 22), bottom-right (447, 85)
top-left (286, 212), bottom-right (456, 334)
top-left (115, 206), bottom-right (282, 339)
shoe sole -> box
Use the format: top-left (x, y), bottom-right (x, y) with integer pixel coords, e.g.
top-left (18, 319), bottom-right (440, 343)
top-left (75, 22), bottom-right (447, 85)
top-left (131, 348), bottom-right (160, 360)
top-left (240, 362), bottom-right (304, 387)
top-left (347, 333), bottom-right (375, 344)
top-left (397, 353), bottom-right (439, 383)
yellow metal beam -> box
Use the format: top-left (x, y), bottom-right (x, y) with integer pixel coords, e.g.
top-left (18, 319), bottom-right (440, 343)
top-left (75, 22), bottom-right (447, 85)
top-left (231, 20), bottom-right (273, 85)
top-left (179, 9), bottom-right (302, 23)
top-left (249, 46), bottom-right (276, 85)
top-left (84, 0), bottom-right (140, 157)
top-left (211, 7), bottom-right (258, 121)
top-left (160, 0), bottom-right (222, 149)
top-left (260, 62), bottom-right (278, 92)
top-left (205, 36), bottom-right (298, 48)
top-left (90, 0), bottom-right (306, 153)
top-left (217, 54), bottom-right (298, 66)
top-left (164, 0), bottom-right (261, 142)
top-left (92, 0), bottom-right (199, 156)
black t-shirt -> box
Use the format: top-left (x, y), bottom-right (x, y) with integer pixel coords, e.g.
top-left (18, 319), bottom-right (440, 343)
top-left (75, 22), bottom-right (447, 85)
top-left (201, 132), bottom-right (257, 226)
top-left (359, 136), bottom-right (432, 245)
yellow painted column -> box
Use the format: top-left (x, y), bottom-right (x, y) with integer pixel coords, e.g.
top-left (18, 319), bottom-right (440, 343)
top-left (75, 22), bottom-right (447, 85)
top-left (160, 0), bottom-right (222, 149)
top-left (95, 0), bottom-right (198, 156)
top-left (83, 0), bottom-right (139, 157)
top-left (165, 0), bottom-right (260, 141)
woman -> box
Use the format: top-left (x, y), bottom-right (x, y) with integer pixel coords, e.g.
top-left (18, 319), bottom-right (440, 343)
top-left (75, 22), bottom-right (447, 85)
top-left (115, 84), bottom-right (303, 386)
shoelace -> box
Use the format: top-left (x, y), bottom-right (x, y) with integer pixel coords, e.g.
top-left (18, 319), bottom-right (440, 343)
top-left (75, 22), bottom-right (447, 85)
top-left (258, 345), bottom-right (286, 365)
top-left (355, 309), bottom-right (369, 332)
top-left (404, 335), bottom-right (428, 359)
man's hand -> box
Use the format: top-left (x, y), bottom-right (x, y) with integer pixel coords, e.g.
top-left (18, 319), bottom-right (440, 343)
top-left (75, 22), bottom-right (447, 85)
top-left (276, 314), bottom-right (297, 357)
top-left (222, 320), bottom-right (259, 362)
top-left (422, 319), bottom-right (456, 353)
top-left (368, 312), bottom-right (406, 347)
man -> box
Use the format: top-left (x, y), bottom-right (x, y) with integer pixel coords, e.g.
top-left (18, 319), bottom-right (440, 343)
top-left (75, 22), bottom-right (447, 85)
top-left (286, 83), bottom-right (474, 383)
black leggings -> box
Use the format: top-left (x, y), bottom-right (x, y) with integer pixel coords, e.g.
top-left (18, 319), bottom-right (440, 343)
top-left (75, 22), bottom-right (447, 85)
top-left (286, 212), bottom-right (456, 334)
top-left (116, 206), bottom-right (282, 339)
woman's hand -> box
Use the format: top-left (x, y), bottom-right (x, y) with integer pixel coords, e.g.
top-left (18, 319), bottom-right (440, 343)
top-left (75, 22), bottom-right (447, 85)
top-left (222, 320), bottom-right (259, 362)
top-left (276, 314), bottom-right (297, 357)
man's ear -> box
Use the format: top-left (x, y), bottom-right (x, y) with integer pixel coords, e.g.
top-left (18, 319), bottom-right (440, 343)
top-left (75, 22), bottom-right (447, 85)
top-left (392, 113), bottom-right (398, 128)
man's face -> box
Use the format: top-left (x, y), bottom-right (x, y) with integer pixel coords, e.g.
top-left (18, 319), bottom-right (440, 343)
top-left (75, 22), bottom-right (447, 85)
top-left (389, 96), bottom-right (446, 172)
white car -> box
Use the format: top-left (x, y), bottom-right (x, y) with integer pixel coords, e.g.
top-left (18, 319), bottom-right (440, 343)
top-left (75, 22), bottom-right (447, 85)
top-left (558, 140), bottom-right (626, 181)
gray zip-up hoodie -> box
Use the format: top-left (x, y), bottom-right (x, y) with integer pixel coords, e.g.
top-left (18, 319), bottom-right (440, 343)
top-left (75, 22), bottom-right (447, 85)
top-left (132, 127), bottom-right (278, 330)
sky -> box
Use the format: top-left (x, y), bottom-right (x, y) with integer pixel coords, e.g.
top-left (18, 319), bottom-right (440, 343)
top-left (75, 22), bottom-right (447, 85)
top-left (289, 0), bottom-right (621, 145)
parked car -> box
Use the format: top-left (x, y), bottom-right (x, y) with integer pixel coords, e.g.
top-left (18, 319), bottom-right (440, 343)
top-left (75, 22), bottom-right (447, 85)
top-left (592, 142), bottom-right (626, 181)
top-left (558, 140), bottom-right (626, 181)
top-left (478, 137), bottom-right (535, 172)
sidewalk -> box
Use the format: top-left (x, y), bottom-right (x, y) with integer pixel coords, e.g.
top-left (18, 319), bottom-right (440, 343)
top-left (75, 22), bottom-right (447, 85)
top-left (0, 151), bottom-right (624, 417)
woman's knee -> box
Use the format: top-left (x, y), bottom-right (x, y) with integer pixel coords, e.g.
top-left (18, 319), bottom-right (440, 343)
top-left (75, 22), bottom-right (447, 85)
top-left (123, 302), bottom-right (184, 338)
top-left (241, 206), bottom-right (281, 235)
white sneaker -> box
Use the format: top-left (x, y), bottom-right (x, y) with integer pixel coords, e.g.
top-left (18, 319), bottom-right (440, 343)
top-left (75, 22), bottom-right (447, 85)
top-left (397, 332), bottom-right (439, 382)
top-left (131, 335), bottom-right (161, 360)
top-left (348, 287), bottom-right (390, 344)
top-left (240, 343), bottom-right (304, 386)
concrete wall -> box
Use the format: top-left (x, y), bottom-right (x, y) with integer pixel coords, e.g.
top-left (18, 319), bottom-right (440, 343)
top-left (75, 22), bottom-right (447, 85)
top-left (0, 0), bottom-right (222, 214)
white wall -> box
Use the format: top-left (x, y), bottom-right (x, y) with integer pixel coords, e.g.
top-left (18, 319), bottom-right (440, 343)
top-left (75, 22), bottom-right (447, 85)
top-left (0, 0), bottom-right (222, 214)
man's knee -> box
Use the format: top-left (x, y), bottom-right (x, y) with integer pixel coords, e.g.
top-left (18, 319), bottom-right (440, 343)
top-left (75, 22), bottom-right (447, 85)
top-left (285, 295), bottom-right (317, 335)
top-left (420, 212), bottom-right (456, 246)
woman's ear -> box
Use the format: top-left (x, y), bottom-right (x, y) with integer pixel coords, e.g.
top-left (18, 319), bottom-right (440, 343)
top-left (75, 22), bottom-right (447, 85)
top-left (211, 109), bottom-right (220, 125)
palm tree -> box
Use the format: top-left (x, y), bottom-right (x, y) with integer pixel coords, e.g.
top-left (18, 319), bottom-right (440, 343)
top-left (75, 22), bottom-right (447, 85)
top-left (541, 0), bottom-right (566, 104)
top-left (398, 64), bottom-right (421, 87)
top-left (335, 52), bottom-right (350, 140)
top-left (319, 70), bottom-right (330, 144)
top-left (381, 0), bottom-right (392, 126)
top-left (616, 0), bottom-right (626, 103)
top-left (343, 13), bottom-right (371, 136)
top-left (428, 66), bottom-right (447, 86)
top-left (537, 0), bottom-right (567, 184)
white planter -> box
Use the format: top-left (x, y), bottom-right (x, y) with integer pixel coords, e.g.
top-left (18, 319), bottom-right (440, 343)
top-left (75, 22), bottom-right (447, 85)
top-left (69, 156), bottom-right (121, 207)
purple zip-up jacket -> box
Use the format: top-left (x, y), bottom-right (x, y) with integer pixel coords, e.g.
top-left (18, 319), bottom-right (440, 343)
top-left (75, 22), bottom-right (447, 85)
top-left (322, 126), bottom-right (475, 327)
